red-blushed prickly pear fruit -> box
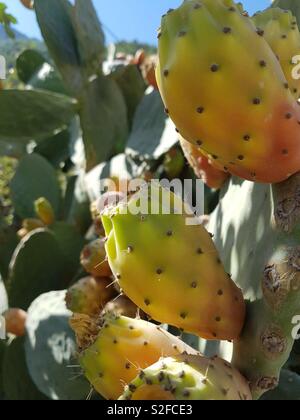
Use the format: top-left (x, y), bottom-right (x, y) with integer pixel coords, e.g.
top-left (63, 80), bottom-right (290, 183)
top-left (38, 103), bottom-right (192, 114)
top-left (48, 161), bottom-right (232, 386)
top-left (253, 8), bottom-right (300, 100)
top-left (34, 197), bottom-right (55, 226)
top-left (101, 183), bottom-right (245, 341)
top-left (70, 313), bottom-right (198, 400)
top-left (65, 277), bottom-right (116, 316)
top-left (133, 49), bottom-right (146, 66)
top-left (141, 55), bottom-right (159, 89)
top-left (3, 308), bottom-right (27, 337)
top-left (103, 295), bottom-right (144, 319)
top-left (156, 0), bottom-right (300, 183)
top-left (17, 218), bottom-right (44, 238)
top-left (120, 355), bottom-right (252, 401)
top-left (90, 201), bottom-right (105, 237)
top-left (180, 138), bottom-right (230, 189)
top-left (80, 238), bottom-right (112, 278)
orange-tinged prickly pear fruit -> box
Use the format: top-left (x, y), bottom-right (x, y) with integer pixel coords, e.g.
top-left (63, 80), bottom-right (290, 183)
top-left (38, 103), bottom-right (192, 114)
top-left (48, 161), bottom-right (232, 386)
top-left (17, 218), bottom-right (44, 238)
top-left (3, 308), bottom-right (27, 337)
top-left (70, 313), bottom-right (198, 400)
top-left (103, 295), bottom-right (143, 319)
top-left (180, 137), bottom-right (230, 189)
top-left (156, 0), bottom-right (300, 183)
top-left (80, 238), bottom-right (112, 278)
top-left (65, 277), bottom-right (116, 316)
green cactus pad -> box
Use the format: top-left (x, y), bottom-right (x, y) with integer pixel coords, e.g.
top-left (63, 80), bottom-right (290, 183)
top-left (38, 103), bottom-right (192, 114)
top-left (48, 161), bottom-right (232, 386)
top-left (2, 337), bottom-right (48, 400)
top-left (25, 291), bottom-right (91, 400)
top-left (10, 154), bottom-right (61, 219)
top-left (7, 229), bottom-right (69, 310)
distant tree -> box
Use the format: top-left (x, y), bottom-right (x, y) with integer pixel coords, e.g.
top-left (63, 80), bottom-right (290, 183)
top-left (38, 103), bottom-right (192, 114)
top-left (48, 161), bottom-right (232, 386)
top-left (0, 2), bottom-right (16, 38)
top-left (115, 40), bottom-right (156, 56)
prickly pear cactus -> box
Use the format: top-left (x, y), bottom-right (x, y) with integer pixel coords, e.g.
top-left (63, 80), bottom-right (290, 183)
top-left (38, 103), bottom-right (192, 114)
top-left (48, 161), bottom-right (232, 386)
top-left (208, 174), bottom-right (300, 399)
top-left (25, 291), bottom-right (91, 400)
top-left (101, 183), bottom-right (245, 340)
top-left (156, 0), bottom-right (300, 183)
top-left (120, 355), bottom-right (252, 401)
top-left (70, 313), bottom-right (198, 400)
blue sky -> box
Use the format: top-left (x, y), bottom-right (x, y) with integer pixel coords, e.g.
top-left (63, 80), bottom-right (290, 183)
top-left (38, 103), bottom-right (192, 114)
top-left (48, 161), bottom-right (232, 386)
top-left (8, 0), bottom-right (270, 44)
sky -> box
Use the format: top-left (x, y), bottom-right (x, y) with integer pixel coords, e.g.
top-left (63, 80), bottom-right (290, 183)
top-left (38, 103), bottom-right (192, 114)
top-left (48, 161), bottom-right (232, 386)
top-left (7, 0), bottom-right (271, 45)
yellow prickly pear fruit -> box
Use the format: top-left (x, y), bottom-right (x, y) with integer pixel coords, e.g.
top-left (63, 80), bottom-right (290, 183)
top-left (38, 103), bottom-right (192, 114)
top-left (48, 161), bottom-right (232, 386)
top-left (120, 355), bottom-right (252, 401)
top-left (253, 7), bottom-right (300, 99)
top-left (101, 183), bottom-right (245, 341)
top-left (34, 197), bottom-right (55, 226)
top-left (70, 313), bottom-right (198, 400)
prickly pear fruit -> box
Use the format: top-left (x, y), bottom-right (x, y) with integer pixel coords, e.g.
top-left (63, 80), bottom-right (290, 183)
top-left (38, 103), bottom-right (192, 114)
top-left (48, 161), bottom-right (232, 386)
top-left (65, 277), bottom-right (116, 316)
top-left (80, 238), bottom-right (112, 278)
top-left (156, 0), bottom-right (300, 183)
top-left (180, 138), bottom-right (230, 189)
top-left (70, 313), bottom-right (197, 400)
top-left (120, 355), bottom-right (252, 400)
top-left (103, 295), bottom-right (143, 319)
top-left (34, 197), bottom-right (55, 226)
top-left (3, 308), bottom-right (27, 337)
top-left (20, 0), bottom-right (34, 10)
top-left (101, 183), bottom-right (245, 340)
top-left (253, 7), bottom-right (300, 99)
top-left (17, 218), bottom-right (44, 238)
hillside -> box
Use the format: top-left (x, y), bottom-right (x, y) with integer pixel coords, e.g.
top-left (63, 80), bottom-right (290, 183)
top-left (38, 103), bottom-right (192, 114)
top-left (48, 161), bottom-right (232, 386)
top-left (0, 25), bottom-right (28, 40)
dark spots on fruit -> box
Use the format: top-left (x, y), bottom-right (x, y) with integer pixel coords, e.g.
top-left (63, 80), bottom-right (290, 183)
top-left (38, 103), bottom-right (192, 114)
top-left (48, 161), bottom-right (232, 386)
top-left (281, 34), bottom-right (287, 39)
top-left (165, 108), bottom-right (169, 115)
top-left (129, 325), bottom-right (134, 330)
top-left (250, 172), bottom-right (256, 178)
top-left (163, 69), bottom-right (169, 77)
top-left (212, 154), bottom-right (218, 160)
top-left (235, 296), bottom-right (239, 302)
top-left (144, 341), bottom-right (149, 346)
top-left (222, 388), bottom-right (229, 396)
top-left (146, 378), bottom-right (153, 385)
top-left (175, 128), bottom-right (180, 133)
top-left (223, 27), bottom-right (231, 34)
top-left (179, 371), bottom-right (185, 379)
top-left (259, 60), bottom-right (266, 67)
top-left (197, 106), bottom-right (205, 114)
top-left (285, 112), bottom-right (292, 119)
top-left (144, 298), bottom-right (150, 306)
top-left (180, 312), bottom-right (187, 319)
top-left (98, 372), bottom-right (103, 378)
top-left (228, 6), bottom-right (235, 12)
top-left (209, 232), bottom-right (214, 238)
top-left (202, 379), bottom-right (208, 385)
top-left (197, 248), bottom-right (203, 254)
top-left (210, 64), bottom-right (219, 72)
top-left (166, 230), bottom-right (173, 237)
top-left (196, 140), bottom-right (203, 146)
top-left (282, 149), bottom-right (288, 155)
top-left (224, 166), bottom-right (228, 171)
top-left (238, 155), bottom-right (244, 161)
top-left (243, 134), bottom-right (251, 141)
top-left (293, 88), bottom-right (298, 94)
top-left (158, 372), bottom-right (165, 382)
top-left (182, 390), bottom-right (190, 397)
top-left (193, 3), bottom-right (202, 9)
top-left (156, 268), bottom-right (163, 275)
top-left (140, 215), bottom-right (147, 222)
top-left (139, 370), bottom-right (145, 379)
top-left (218, 289), bottom-right (224, 296)
top-left (216, 257), bottom-right (221, 264)
top-left (127, 245), bottom-right (134, 253)
top-left (113, 339), bottom-right (118, 344)
top-left (172, 344), bottom-right (178, 350)
top-left (129, 384), bottom-right (137, 392)
top-left (212, 332), bottom-right (217, 338)
top-left (125, 363), bottom-right (131, 369)
top-left (284, 82), bottom-right (289, 89)
top-left (256, 28), bottom-right (264, 36)
top-left (215, 316), bottom-right (221, 322)
top-left (253, 98), bottom-right (261, 105)
top-left (191, 281), bottom-right (198, 289)
top-left (116, 273), bottom-right (121, 280)
top-left (178, 30), bottom-right (187, 37)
